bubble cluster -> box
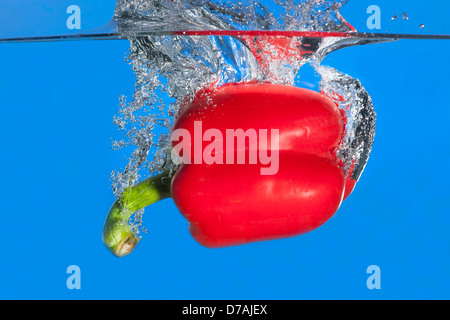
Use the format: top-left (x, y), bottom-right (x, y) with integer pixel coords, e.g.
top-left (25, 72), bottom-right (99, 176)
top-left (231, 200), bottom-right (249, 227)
top-left (110, 0), bottom-right (376, 233)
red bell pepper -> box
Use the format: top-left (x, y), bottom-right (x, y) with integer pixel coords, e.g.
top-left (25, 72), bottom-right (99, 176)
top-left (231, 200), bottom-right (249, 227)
top-left (102, 83), bottom-right (356, 257)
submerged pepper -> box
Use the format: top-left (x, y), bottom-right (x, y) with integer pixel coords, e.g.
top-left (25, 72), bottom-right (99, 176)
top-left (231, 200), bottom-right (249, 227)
top-left (103, 83), bottom-right (358, 256)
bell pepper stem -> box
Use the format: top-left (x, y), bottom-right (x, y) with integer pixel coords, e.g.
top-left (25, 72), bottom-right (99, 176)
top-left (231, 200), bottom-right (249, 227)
top-left (102, 170), bottom-right (173, 257)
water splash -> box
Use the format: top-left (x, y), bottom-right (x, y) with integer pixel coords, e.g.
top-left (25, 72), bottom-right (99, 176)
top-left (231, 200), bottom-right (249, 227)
top-left (110, 0), bottom-right (376, 233)
top-left (317, 65), bottom-right (376, 180)
top-left (114, 0), bottom-right (353, 33)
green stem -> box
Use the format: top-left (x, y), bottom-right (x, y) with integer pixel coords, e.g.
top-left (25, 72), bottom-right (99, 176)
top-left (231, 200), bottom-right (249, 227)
top-left (102, 170), bottom-right (173, 257)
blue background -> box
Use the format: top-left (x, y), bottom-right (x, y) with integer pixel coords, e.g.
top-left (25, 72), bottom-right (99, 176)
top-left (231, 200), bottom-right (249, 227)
top-left (0, 1), bottom-right (448, 299)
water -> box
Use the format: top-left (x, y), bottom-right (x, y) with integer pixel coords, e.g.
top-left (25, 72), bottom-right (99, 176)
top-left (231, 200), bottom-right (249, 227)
top-left (109, 0), bottom-right (378, 233)
top-left (114, 0), bottom-right (352, 33)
